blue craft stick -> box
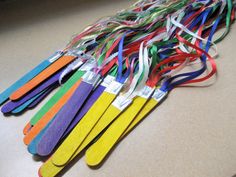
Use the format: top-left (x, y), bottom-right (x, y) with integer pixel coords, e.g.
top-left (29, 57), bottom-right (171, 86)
top-left (27, 85), bottom-right (57, 109)
top-left (0, 51), bottom-right (64, 105)
top-left (12, 89), bottom-right (48, 114)
top-left (28, 116), bottom-right (55, 155)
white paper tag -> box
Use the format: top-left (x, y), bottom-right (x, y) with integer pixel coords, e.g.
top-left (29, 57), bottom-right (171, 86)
top-left (152, 89), bottom-right (167, 102)
top-left (105, 80), bottom-right (123, 95)
top-left (112, 95), bottom-right (133, 111)
top-left (137, 86), bottom-right (155, 99)
top-left (101, 75), bottom-right (116, 88)
top-left (80, 59), bottom-right (96, 71)
top-left (82, 71), bottom-right (101, 86)
top-left (67, 49), bottom-right (83, 57)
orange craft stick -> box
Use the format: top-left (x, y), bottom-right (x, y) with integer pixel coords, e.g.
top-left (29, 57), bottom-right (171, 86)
top-left (10, 56), bottom-right (76, 101)
top-left (23, 122), bottom-right (32, 135)
top-left (23, 79), bottom-right (81, 145)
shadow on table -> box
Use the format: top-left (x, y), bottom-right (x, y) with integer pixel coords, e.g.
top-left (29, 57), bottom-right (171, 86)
top-left (0, 0), bottom-right (128, 33)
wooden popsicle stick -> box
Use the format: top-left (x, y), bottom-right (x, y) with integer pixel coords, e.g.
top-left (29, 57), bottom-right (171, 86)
top-left (38, 89), bottom-right (167, 177)
top-left (50, 79), bottom-right (124, 166)
top-left (23, 122), bottom-right (32, 135)
top-left (10, 55), bottom-right (76, 100)
top-left (23, 79), bottom-right (81, 145)
top-left (85, 96), bottom-right (148, 166)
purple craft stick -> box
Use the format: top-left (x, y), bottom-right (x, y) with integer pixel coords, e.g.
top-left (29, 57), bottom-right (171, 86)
top-left (1, 70), bottom-right (63, 114)
top-left (37, 81), bottom-right (94, 156)
top-left (28, 85), bottom-right (58, 109)
top-left (63, 85), bottom-right (105, 137)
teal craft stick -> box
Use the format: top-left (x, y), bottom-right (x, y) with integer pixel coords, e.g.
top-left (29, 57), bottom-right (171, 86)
top-left (28, 116), bottom-right (56, 155)
top-left (0, 51), bottom-right (64, 105)
top-left (12, 89), bottom-right (48, 114)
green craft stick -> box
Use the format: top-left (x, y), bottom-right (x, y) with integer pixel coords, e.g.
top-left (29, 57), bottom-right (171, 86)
top-left (30, 70), bottom-right (85, 125)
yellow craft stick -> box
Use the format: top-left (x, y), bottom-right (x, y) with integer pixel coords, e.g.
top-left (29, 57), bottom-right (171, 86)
top-left (123, 88), bottom-right (168, 134)
top-left (85, 86), bottom-right (155, 166)
top-left (69, 93), bottom-right (134, 157)
top-left (39, 88), bottom-right (167, 177)
top-left (51, 80), bottom-right (124, 166)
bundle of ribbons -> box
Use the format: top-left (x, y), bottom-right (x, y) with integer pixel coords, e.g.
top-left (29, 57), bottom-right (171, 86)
top-left (0, 0), bottom-right (235, 176)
